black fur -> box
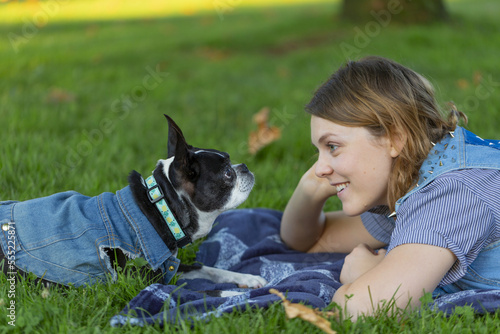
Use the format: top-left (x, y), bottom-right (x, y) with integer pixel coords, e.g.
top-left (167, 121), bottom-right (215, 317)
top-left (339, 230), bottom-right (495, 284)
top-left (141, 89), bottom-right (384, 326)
top-left (178, 263), bottom-right (203, 272)
top-left (153, 163), bottom-right (200, 239)
top-left (128, 162), bottom-right (199, 252)
top-left (128, 170), bottom-right (177, 251)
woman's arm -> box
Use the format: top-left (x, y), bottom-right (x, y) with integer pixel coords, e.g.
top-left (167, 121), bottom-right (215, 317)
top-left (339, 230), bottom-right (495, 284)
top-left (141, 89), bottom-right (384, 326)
top-left (280, 163), bottom-right (336, 252)
top-left (333, 243), bottom-right (456, 320)
top-left (307, 212), bottom-right (386, 253)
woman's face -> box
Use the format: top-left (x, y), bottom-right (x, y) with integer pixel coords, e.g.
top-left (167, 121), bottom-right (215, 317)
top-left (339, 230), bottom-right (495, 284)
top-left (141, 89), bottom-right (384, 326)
top-left (311, 116), bottom-right (399, 216)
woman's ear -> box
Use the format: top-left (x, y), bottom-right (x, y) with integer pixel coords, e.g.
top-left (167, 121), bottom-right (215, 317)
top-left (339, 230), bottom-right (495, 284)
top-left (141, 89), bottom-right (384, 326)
top-left (389, 128), bottom-right (407, 158)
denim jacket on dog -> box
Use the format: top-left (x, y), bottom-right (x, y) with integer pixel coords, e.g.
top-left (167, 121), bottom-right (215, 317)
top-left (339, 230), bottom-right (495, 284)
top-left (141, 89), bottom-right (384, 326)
top-left (0, 185), bottom-right (180, 286)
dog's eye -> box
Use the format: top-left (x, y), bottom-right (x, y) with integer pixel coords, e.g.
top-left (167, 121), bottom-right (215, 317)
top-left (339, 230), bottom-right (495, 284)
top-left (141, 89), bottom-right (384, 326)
top-left (224, 168), bottom-right (233, 179)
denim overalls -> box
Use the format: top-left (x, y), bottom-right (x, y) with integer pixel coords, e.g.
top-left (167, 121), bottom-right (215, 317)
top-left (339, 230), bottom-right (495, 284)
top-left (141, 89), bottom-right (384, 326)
top-left (393, 126), bottom-right (500, 295)
top-left (0, 185), bottom-right (180, 286)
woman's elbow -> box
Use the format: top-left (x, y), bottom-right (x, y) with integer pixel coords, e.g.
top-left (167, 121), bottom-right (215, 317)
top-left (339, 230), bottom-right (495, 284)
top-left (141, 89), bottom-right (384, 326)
top-left (332, 284), bottom-right (418, 321)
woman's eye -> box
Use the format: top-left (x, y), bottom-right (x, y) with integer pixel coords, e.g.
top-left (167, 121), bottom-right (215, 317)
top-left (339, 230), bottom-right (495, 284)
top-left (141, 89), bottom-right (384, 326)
top-left (328, 144), bottom-right (338, 153)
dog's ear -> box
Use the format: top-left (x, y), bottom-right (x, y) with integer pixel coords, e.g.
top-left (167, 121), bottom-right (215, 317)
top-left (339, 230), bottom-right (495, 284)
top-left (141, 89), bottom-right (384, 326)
top-left (165, 114), bottom-right (189, 159)
top-left (165, 114), bottom-right (197, 180)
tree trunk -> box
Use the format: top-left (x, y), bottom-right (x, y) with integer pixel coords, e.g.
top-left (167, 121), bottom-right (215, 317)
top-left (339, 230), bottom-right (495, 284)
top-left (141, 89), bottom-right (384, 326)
top-left (341, 0), bottom-right (449, 24)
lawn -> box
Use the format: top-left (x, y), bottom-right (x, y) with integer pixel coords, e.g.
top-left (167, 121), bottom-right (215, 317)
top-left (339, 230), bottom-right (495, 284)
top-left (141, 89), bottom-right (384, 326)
top-left (1, 0), bottom-right (500, 332)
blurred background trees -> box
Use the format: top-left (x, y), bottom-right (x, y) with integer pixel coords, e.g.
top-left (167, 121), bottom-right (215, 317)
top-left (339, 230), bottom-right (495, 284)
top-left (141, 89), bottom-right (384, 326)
top-left (341, 0), bottom-right (449, 24)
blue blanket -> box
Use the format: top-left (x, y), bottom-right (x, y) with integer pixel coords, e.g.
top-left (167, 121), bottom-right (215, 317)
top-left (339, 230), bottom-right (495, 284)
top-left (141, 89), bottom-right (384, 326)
top-left (110, 209), bottom-right (500, 327)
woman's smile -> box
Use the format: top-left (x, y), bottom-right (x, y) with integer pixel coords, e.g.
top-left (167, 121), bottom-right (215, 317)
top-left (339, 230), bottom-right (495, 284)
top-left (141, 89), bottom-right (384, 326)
top-left (311, 116), bottom-right (400, 216)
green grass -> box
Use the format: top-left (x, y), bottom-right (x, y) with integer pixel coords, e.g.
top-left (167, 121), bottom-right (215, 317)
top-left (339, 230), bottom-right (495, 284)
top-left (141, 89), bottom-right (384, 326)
top-left (1, 0), bottom-right (500, 332)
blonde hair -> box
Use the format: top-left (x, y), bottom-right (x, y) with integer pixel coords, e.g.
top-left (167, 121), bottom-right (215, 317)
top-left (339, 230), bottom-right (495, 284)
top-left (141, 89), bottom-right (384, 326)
top-left (306, 56), bottom-right (467, 212)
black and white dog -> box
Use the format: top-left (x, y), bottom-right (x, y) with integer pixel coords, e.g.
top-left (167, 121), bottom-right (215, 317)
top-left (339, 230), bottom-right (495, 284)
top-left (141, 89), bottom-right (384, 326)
top-left (0, 115), bottom-right (267, 289)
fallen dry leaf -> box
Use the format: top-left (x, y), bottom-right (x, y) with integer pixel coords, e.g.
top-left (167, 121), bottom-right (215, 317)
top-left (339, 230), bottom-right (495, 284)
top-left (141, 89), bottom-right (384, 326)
top-left (248, 107), bottom-right (281, 154)
top-left (46, 88), bottom-right (75, 104)
top-left (197, 47), bottom-right (229, 61)
top-left (473, 71), bottom-right (482, 86)
top-left (456, 79), bottom-right (469, 90)
top-left (270, 288), bottom-right (337, 334)
top-left (457, 71), bottom-right (483, 90)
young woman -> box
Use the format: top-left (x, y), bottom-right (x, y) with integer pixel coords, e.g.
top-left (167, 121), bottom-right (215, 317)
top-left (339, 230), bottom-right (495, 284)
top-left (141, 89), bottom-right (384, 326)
top-left (281, 56), bottom-right (500, 319)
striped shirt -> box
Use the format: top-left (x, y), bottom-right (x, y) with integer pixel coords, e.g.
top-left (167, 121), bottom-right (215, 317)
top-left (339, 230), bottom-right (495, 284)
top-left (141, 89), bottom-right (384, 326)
top-left (361, 169), bottom-right (500, 286)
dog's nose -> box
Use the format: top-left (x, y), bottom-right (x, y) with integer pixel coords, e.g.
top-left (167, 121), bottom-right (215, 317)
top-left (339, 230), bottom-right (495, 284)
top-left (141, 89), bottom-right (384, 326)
top-left (237, 163), bottom-right (249, 173)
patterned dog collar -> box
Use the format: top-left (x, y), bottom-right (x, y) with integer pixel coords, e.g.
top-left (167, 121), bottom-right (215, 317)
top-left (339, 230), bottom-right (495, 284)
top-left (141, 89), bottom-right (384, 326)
top-left (145, 175), bottom-right (191, 248)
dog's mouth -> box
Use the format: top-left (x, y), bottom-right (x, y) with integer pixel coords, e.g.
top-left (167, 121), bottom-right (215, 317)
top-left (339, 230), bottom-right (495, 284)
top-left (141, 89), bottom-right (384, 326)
top-left (236, 172), bottom-right (255, 193)
top-left (231, 163), bottom-right (254, 193)
top-left (221, 169), bottom-right (255, 211)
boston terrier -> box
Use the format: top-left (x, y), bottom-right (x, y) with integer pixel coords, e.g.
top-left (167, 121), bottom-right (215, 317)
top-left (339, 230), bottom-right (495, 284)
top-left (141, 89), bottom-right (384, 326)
top-left (0, 115), bottom-right (267, 289)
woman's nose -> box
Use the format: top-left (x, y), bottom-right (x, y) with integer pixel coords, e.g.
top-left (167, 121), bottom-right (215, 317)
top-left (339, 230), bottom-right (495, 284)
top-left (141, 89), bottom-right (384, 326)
top-left (315, 154), bottom-right (334, 178)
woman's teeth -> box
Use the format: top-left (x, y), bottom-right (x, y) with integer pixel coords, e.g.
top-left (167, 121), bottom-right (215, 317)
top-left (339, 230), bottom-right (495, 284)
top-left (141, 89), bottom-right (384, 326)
top-left (336, 182), bottom-right (349, 193)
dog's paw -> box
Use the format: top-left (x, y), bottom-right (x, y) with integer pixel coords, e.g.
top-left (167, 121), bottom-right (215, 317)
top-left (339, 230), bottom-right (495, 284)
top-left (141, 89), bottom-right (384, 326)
top-left (179, 266), bottom-right (267, 289)
top-left (235, 273), bottom-right (267, 289)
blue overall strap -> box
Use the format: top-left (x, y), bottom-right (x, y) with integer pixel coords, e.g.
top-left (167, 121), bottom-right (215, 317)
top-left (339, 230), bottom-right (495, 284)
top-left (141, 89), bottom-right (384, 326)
top-left (145, 175), bottom-right (191, 248)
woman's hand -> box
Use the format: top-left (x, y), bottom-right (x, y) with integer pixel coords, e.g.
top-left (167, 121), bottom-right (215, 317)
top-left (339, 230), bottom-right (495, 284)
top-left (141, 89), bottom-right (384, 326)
top-left (340, 244), bottom-right (387, 284)
top-left (299, 162), bottom-right (338, 202)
